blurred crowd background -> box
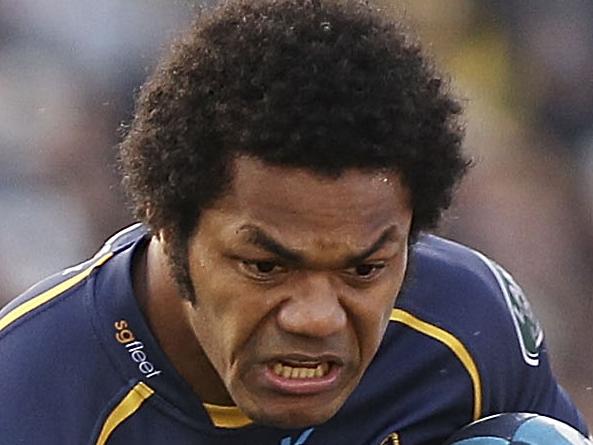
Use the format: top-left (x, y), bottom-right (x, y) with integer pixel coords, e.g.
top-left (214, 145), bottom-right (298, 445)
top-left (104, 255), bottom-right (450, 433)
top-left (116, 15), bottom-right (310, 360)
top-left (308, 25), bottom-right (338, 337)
top-left (1, 0), bottom-right (591, 423)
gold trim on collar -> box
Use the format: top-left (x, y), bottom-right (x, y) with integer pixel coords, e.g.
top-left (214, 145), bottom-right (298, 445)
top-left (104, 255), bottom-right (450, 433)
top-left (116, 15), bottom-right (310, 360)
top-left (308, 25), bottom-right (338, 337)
top-left (202, 403), bottom-right (253, 428)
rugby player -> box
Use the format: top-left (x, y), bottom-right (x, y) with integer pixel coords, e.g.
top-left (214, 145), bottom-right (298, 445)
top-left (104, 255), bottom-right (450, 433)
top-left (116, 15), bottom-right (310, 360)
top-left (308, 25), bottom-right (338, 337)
top-left (0, 1), bottom-right (588, 443)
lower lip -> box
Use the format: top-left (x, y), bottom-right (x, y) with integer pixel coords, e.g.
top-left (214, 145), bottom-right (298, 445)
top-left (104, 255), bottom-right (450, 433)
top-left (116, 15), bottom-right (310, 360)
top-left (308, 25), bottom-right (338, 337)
top-left (261, 364), bottom-right (341, 395)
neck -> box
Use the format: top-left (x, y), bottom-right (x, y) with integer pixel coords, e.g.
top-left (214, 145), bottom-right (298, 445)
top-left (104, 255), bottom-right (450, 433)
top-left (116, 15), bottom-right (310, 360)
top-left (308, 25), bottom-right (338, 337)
top-left (133, 236), bottom-right (234, 406)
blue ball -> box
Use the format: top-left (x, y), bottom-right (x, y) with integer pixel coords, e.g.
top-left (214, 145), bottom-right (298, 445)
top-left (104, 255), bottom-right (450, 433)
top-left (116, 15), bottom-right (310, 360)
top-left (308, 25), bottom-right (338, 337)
top-left (443, 413), bottom-right (592, 445)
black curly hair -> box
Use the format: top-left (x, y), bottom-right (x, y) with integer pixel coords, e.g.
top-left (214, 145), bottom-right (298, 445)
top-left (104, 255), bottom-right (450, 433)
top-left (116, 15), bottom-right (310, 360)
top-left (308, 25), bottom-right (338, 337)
top-left (119, 0), bottom-right (469, 301)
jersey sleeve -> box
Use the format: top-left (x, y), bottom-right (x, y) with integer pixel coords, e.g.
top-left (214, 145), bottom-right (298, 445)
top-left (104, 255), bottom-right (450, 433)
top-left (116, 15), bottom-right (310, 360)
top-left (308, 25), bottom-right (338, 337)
top-left (469, 253), bottom-right (589, 436)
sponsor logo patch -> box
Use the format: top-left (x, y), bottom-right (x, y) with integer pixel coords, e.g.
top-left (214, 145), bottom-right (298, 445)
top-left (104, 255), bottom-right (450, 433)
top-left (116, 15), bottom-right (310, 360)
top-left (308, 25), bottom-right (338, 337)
top-left (474, 251), bottom-right (544, 366)
top-left (114, 320), bottom-right (163, 379)
top-left (476, 254), bottom-right (543, 367)
top-left (493, 264), bottom-right (543, 366)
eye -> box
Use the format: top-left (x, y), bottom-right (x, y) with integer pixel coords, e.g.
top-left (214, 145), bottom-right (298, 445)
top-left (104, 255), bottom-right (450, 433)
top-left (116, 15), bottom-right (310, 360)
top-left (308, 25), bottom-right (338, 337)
top-left (344, 263), bottom-right (386, 281)
top-left (240, 260), bottom-right (287, 280)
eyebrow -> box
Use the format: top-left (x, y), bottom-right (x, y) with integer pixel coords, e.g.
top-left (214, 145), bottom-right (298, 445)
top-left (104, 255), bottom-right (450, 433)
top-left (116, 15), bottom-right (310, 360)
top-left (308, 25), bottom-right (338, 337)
top-left (344, 227), bottom-right (398, 266)
top-left (240, 225), bottom-right (304, 263)
top-left (238, 224), bottom-right (399, 266)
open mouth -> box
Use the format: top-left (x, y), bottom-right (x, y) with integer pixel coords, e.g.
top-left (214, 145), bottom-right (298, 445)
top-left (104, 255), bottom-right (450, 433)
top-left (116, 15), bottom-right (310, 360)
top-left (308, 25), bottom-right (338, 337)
top-left (270, 361), bottom-right (331, 379)
top-left (261, 358), bottom-right (341, 395)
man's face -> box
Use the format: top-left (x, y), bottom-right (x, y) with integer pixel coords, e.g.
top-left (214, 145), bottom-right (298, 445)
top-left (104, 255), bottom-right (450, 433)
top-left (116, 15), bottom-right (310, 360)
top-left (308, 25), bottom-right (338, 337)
top-left (184, 156), bottom-right (412, 428)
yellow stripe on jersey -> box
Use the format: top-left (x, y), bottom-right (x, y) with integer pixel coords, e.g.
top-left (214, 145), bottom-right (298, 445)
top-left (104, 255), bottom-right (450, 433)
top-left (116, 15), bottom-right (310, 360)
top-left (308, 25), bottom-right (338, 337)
top-left (96, 382), bottom-right (155, 445)
top-left (0, 252), bottom-right (114, 333)
top-left (390, 308), bottom-right (482, 420)
top-left (202, 403), bottom-right (254, 428)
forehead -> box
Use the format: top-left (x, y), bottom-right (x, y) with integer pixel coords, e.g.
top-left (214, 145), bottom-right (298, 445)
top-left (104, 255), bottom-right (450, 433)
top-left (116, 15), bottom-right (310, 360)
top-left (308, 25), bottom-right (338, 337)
top-left (202, 157), bottom-right (412, 251)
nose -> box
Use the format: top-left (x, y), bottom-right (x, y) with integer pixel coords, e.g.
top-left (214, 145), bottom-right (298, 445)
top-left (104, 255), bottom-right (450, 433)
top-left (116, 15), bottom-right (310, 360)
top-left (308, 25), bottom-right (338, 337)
top-left (276, 273), bottom-right (347, 338)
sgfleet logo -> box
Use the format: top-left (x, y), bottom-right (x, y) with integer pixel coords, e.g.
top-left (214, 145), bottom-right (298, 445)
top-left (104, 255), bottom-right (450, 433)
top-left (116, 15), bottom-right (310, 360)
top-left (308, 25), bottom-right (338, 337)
top-left (114, 320), bottom-right (162, 379)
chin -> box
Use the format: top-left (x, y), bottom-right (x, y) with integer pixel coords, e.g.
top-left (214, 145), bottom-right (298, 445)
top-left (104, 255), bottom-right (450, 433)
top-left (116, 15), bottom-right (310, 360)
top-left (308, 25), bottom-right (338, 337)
top-left (230, 366), bottom-right (361, 428)
top-left (244, 403), bottom-right (341, 429)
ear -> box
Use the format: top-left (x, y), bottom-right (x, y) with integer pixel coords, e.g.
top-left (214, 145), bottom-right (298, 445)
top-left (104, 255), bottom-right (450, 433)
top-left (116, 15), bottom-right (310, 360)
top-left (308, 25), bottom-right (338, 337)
top-left (156, 227), bottom-right (172, 245)
top-left (153, 228), bottom-right (177, 264)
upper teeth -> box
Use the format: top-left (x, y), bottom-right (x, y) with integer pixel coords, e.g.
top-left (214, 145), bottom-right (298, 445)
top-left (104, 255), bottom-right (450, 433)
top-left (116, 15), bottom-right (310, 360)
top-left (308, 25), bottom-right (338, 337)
top-left (272, 362), bottom-right (330, 379)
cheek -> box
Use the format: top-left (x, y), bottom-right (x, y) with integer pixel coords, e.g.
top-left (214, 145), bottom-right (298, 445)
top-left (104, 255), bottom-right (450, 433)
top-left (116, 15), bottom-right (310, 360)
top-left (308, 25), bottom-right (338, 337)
top-left (189, 260), bottom-right (277, 361)
top-left (186, 262), bottom-right (238, 358)
top-left (362, 289), bottom-right (395, 341)
top-left (350, 265), bottom-right (407, 361)
top-left (189, 249), bottom-right (238, 316)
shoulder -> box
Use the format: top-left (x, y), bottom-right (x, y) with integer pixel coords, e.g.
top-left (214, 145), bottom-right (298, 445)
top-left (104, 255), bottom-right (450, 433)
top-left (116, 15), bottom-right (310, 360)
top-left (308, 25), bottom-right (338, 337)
top-left (393, 235), bottom-right (544, 366)
top-left (390, 235), bottom-right (544, 404)
top-left (379, 235), bottom-right (590, 422)
top-left (0, 223), bottom-right (146, 337)
top-left (0, 224), bottom-right (148, 442)
top-left (406, 234), bottom-right (510, 304)
top-left (398, 234), bottom-right (542, 364)
top-left (384, 235), bottom-right (588, 432)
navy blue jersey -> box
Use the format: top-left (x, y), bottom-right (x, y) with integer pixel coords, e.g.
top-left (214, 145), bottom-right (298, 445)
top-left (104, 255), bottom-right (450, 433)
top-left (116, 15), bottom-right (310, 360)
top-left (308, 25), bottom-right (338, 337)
top-left (0, 224), bottom-right (587, 444)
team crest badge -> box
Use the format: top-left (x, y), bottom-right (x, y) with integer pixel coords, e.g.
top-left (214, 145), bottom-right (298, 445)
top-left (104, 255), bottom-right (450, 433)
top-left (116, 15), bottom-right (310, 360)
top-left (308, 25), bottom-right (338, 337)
top-left (379, 432), bottom-right (400, 445)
